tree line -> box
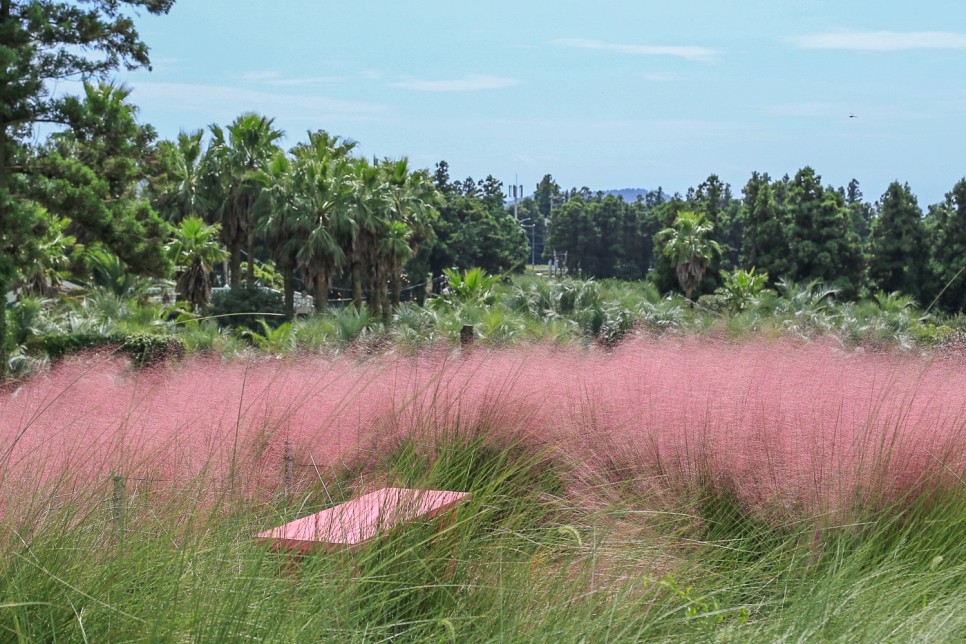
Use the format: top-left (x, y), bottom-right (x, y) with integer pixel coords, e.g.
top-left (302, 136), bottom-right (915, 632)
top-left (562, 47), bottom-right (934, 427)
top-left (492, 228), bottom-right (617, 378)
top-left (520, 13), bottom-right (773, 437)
top-left (537, 171), bottom-right (966, 312)
top-left (2, 1), bottom-right (963, 380)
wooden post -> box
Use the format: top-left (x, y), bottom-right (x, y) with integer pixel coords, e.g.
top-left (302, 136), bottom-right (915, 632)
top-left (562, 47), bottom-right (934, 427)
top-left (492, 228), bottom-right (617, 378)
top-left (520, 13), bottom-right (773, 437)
top-left (111, 473), bottom-right (126, 539)
top-left (283, 439), bottom-right (294, 499)
top-left (460, 324), bottom-right (474, 348)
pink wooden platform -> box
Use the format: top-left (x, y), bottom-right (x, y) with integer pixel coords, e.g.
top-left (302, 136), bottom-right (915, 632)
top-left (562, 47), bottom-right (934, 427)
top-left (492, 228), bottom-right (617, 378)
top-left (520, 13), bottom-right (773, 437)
top-left (255, 487), bottom-right (472, 553)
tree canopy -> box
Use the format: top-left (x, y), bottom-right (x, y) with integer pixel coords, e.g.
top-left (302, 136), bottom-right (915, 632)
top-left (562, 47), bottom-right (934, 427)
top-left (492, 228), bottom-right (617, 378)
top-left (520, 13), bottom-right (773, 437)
top-left (0, 0), bottom-right (175, 378)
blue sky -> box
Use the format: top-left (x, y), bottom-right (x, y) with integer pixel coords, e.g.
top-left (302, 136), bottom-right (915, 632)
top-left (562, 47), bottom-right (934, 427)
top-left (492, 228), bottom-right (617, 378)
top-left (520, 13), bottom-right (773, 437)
top-left (116, 0), bottom-right (966, 205)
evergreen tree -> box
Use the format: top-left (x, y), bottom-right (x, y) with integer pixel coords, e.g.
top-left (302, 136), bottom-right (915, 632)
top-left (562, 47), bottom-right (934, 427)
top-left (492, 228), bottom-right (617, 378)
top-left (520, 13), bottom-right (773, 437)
top-left (868, 182), bottom-right (926, 300)
top-left (0, 0), bottom-right (174, 379)
top-left (534, 174), bottom-right (562, 218)
top-left (925, 178), bottom-right (966, 312)
top-left (545, 196), bottom-right (587, 274)
top-left (786, 167), bottom-right (863, 296)
top-left (30, 82), bottom-right (171, 276)
top-left (739, 172), bottom-right (789, 282)
top-left (846, 178), bottom-right (874, 246)
top-left (428, 172), bottom-right (526, 275)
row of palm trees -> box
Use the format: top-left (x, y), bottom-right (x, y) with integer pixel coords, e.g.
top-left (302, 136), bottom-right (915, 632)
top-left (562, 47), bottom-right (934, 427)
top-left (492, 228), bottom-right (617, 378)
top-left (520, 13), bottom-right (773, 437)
top-left (157, 113), bottom-right (440, 322)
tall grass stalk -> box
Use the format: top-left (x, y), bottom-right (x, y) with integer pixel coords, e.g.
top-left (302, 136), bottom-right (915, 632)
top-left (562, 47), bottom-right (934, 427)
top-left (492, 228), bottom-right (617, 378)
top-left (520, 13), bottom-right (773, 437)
top-left (1, 340), bottom-right (963, 640)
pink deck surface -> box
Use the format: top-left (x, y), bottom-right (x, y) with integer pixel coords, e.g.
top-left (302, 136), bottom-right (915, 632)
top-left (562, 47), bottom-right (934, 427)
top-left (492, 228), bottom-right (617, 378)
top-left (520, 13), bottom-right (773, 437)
top-left (256, 487), bottom-right (471, 552)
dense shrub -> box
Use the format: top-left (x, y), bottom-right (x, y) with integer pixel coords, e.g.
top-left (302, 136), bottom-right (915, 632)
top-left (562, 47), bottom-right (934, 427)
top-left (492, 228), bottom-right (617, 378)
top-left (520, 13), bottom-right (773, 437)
top-left (31, 333), bottom-right (117, 359)
top-left (32, 333), bottom-right (183, 367)
top-left (209, 284), bottom-right (287, 331)
top-left (120, 333), bottom-right (185, 367)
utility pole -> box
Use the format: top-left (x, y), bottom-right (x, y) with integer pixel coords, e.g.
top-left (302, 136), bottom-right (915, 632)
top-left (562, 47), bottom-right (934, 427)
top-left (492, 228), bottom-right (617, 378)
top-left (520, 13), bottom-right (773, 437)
top-left (509, 182), bottom-right (524, 220)
top-left (518, 216), bottom-right (535, 271)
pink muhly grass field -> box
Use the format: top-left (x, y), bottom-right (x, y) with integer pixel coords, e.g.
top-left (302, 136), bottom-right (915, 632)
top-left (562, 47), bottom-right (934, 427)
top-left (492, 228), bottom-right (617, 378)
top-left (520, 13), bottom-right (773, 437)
top-left (1, 339), bottom-right (963, 520)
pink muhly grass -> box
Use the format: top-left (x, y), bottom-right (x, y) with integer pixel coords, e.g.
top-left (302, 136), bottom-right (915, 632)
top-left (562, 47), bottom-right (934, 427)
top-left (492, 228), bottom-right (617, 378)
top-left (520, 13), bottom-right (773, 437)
top-left (0, 339), bottom-right (963, 523)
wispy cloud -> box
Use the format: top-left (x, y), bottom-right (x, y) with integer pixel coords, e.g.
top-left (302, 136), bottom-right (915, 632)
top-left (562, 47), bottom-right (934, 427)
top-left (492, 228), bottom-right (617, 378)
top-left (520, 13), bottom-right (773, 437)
top-left (238, 71), bottom-right (347, 86)
top-left (128, 82), bottom-right (387, 123)
top-left (554, 38), bottom-right (722, 62)
top-left (790, 31), bottom-right (966, 51)
top-left (389, 74), bottom-right (521, 92)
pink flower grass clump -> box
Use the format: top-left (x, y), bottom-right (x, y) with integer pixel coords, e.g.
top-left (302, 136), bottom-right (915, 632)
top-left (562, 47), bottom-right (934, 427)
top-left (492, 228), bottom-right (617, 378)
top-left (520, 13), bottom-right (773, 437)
top-left (1, 339), bottom-right (963, 522)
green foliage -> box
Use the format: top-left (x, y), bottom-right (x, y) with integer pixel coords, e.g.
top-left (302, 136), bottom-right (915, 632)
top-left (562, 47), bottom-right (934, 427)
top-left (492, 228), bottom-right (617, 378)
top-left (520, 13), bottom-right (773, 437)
top-left (6, 296), bottom-right (56, 347)
top-left (31, 332), bottom-right (183, 367)
top-left (774, 278), bottom-right (840, 334)
top-left (739, 172), bottom-right (789, 282)
top-left (436, 267), bottom-right (500, 307)
top-left (205, 112), bottom-right (285, 286)
top-left (869, 182), bottom-right (927, 300)
top-left (910, 322), bottom-right (958, 346)
top-left (428, 171), bottom-right (526, 276)
top-left (714, 268), bottom-right (771, 313)
top-left (1, 2), bottom-right (174, 378)
top-left (32, 82), bottom-right (172, 277)
top-left (119, 332), bottom-right (184, 367)
top-left (13, 210), bottom-right (75, 296)
top-left (166, 216), bottom-right (226, 311)
top-left (925, 178), bottom-right (966, 312)
top-left (209, 283), bottom-right (286, 331)
top-left (576, 302), bottom-right (635, 344)
top-left (507, 277), bottom-right (603, 318)
top-left (656, 210), bottom-right (723, 300)
top-left (334, 304), bottom-right (376, 344)
top-left (545, 194), bottom-right (653, 280)
top-left (178, 320), bottom-right (246, 357)
top-left (244, 320), bottom-right (295, 353)
top-left (785, 167), bottom-right (863, 297)
top-left (81, 246), bottom-right (142, 297)
top-left (148, 129), bottom-right (208, 222)
top-left (240, 260), bottom-right (283, 290)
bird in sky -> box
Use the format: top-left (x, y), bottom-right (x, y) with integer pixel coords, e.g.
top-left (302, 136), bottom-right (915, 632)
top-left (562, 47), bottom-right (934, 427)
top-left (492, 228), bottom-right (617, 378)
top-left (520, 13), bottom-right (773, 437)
top-left (849, 113), bottom-right (857, 118)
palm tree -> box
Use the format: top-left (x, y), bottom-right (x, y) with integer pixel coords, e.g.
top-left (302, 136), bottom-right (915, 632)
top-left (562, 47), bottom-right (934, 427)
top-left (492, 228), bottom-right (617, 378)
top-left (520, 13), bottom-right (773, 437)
top-left (205, 113), bottom-right (283, 285)
top-left (155, 130), bottom-right (207, 222)
top-left (656, 211), bottom-right (722, 301)
top-left (379, 219), bottom-right (413, 320)
top-left (165, 216), bottom-right (227, 311)
top-left (83, 246), bottom-right (140, 297)
top-left (254, 152), bottom-right (302, 318)
top-left (347, 156), bottom-right (388, 309)
top-left (379, 158), bottom-right (439, 315)
top-left (289, 131), bottom-right (357, 312)
top-left (16, 212), bottom-right (75, 296)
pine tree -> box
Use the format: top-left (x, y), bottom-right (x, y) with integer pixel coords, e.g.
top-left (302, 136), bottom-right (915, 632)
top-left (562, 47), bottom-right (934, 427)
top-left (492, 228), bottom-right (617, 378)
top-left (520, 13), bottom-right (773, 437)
top-left (0, 0), bottom-right (174, 379)
top-left (738, 172), bottom-right (789, 283)
top-left (868, 182), bottom-right (926, 300)
top-left (925, 178), bottom-right (966, 312)
top-left (786, 167), bottom-right (863, 296)
top-left (846, 178), bottom-right (874, 246)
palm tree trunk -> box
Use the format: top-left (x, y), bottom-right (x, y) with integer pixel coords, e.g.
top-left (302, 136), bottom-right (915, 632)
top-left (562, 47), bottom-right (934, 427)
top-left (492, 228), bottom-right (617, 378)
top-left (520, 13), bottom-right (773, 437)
top-left (366, 264), bottom-right (380, 319)
top-left (380, 271), bottom-right (391, 326)
top-left (283, 268), bottom-right (295, 319)
top-left (351, 255), bottom-right (363, 309)
top-left (246, 233), bottom-right (255, 283)
top-left (314, 273), bottom-right (329, 313)
top-left (229, 244), bottom-right (241, 286)
top-left (390, 256), bottom-right (402, 309)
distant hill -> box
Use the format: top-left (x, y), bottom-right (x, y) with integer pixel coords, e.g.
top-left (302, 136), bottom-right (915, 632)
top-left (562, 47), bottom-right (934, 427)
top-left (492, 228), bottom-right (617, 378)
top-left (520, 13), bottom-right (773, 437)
top-left (603, 188), bottom-right (651, 202)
